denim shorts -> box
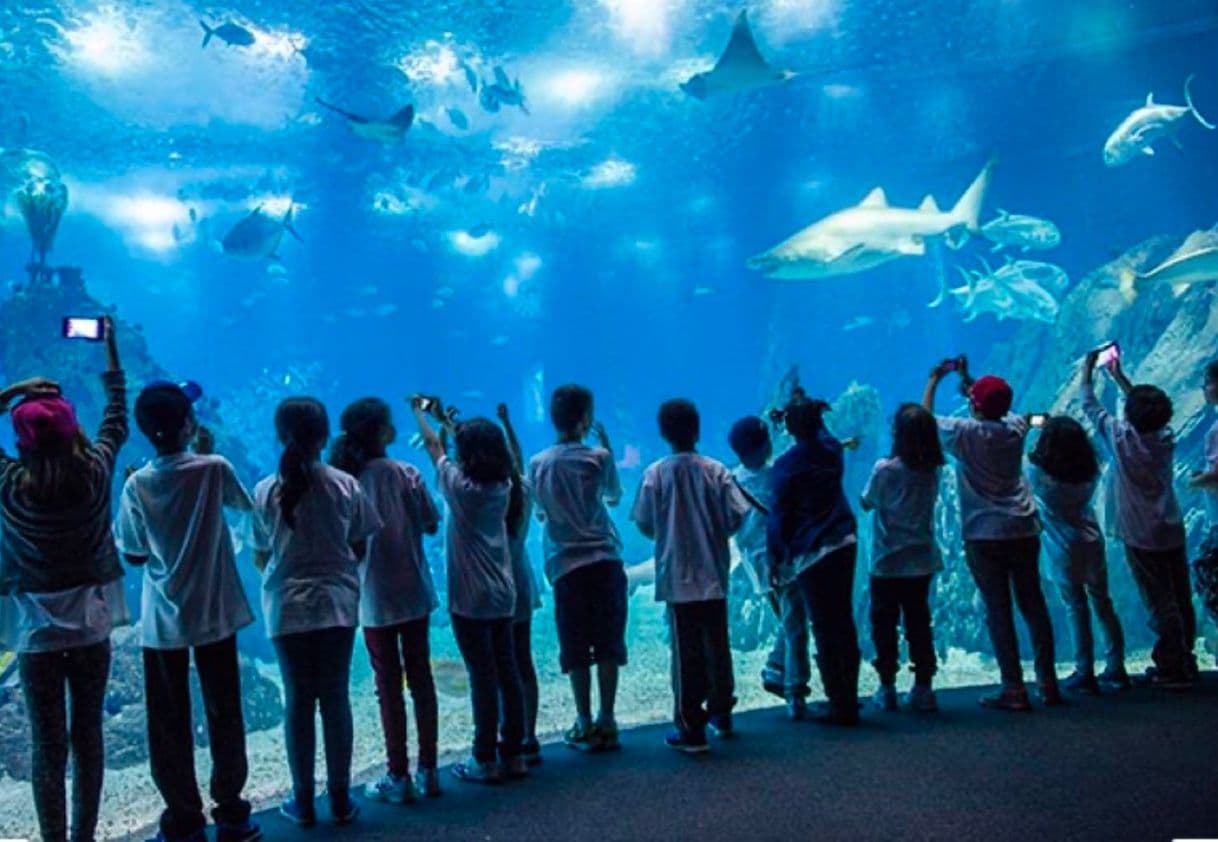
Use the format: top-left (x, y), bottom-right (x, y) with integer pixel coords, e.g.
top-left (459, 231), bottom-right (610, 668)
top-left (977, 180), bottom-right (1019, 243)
top-left (553, 560), bottom-right (628, 673)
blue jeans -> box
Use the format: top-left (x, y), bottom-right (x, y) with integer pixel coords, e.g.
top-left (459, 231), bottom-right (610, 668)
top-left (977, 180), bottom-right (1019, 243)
top-left (273, 627), bottom-right (356, 808)
top-left (764, 584), bottom-right (811, 699)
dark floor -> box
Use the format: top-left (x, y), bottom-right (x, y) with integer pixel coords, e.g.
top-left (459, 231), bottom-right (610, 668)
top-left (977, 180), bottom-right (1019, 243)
top-left (253, 678), bottom-right (1218, 842)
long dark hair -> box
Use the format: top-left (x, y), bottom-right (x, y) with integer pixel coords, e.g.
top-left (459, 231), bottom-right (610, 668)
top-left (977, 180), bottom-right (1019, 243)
top-left (891, 403), bottom-right (945, 473)
top-left (275, 397), bottom-right (329, 528)
top-left (1029, 415), bottom-right (1099, 484)
top-left (330, 397), bottom-right (391, 477)
top-left (453, 418), bottom-right (523, 535)
top-left (16, 430), bottom-right (92, 507)
top-left (784, 389), bottom-right (831, 442)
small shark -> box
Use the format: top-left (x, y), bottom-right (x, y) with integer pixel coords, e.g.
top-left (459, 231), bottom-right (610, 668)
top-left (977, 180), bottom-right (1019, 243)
top-left (748, 160), bottom-right (995, 280)
top-left (681, 10), bottom-right (794, 100)
top-left (314, 97), bottom-right (415, 144)
top-left (221, 204), bottom-right (300, 261)
top-left (1118, 238), bottom-right (1218, 301)
top-left (981, 209), bottom-right (1061, 252)
top-left (1103, 75), bottom-right (1215, 166)
top-left (200, 20), bottom-right (255, 49)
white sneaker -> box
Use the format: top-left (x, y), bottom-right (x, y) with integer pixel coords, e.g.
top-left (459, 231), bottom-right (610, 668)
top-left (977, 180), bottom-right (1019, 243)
top-left (364, 772), bottom-right (416, 804)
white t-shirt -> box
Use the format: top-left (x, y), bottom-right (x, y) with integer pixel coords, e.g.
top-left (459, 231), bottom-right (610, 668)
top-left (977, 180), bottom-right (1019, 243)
top-left (731, 464), bottom-right (773, 595)
top-left (509, 492), bottom-right (541, 621)
top-left (115, 453), bottom-right (255, 649)
top-left (251, 463), bottom-right (382, 639)
top-left (1026, 464), bottom-right (1104, 586)
top-left (436, 456), bottom-right (516, 620)
top-left (937, 415), bottom-right (1040, 541)
top-left (1205, 415), bottom-right (1218, 526)
top-left (861, 457), bottom-right (943, 578)
top-left (0, 580), bottom-right (130, 654)
top-left (357, 458), bottom-right (441, 628)
top-left (631, 453), bottom-right (750, 604)
top-left (1081, 384), bottom-right (1184, 551)
top-left (528, 443), bottom-right (623, 585)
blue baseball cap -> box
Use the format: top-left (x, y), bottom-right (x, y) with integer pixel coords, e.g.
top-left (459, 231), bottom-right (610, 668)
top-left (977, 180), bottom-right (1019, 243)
top-left (145, 379), bottom-right (203, 402)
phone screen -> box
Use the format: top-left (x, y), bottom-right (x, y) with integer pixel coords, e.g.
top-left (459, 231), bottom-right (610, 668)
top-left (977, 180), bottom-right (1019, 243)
top-left (1030, 413), bottom-right (1048, 428)
top-left (1097, 342), bottom-right (1121, 368)
top-left (63, 317), bottom-right (105, 341)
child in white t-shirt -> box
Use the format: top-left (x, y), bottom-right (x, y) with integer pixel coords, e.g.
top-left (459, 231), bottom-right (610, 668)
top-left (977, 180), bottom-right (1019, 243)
top-left (632, 399), bottom-right (749, 754)
top-left (252, 398), bottom-right (381, 828)
top-left (860, 403), bottom-right (944, 714)
top-left (329, 398), bottom-right (442, 803)
top-left (116, 380), bottom-right (260, 842)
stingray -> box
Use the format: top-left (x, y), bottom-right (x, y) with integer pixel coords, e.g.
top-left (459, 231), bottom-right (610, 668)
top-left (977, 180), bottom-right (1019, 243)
top-left (314, 97), bottom-right (415, 145)
top-left (680, 10), bottom-right (795, 100)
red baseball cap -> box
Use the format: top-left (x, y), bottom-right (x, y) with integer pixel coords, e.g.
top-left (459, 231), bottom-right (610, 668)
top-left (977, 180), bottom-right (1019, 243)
top-left (11, 396), bottom-right (80, 451)
top-left (969, 375), bottom-right (1013, 420)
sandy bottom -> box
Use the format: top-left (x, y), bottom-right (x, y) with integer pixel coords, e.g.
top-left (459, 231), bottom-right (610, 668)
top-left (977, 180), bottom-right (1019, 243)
top-left (0, 593), bottom-right (1158, 842)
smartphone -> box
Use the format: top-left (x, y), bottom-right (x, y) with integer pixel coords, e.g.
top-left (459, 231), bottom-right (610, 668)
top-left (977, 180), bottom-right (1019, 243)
top-left (415, 396), bottom-right (435, 413)
top-left (941, 358), bottom-right (960, 372)
top-left (1029, 413), bottom-right (1049, 428)
top-left (62, 317), bottom-right (106, 341)
top-left (1096, 341), bottom-right (1121, 368)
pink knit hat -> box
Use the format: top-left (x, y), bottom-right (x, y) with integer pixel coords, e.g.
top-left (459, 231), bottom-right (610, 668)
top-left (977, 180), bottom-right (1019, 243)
top-left (11, 396), bottom-right (80, 451)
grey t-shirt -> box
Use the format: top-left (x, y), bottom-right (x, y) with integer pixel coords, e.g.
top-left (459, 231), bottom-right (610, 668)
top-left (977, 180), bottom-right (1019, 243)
top-left (1026, 464), bottom-right (1104, 585)
top-left (436, 456), bottom-right (516, 620)
top-left (937, 415), bottom-right (1040, 541)
top-left (528, 443), bottom-right (623, 584)
top-left (861, 457), bottom-right (943, 578)
top-left (1082, 384), bottom-right (1184, 551)
top-left (731, 464), bottom-right (773, 594)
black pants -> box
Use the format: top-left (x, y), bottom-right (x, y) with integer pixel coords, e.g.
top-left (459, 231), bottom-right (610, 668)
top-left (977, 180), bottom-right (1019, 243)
top-left (668, 599), bottom-right (735, 734)
top-left (797, 544), bottom-right (861, 715)
top-left (144, 635), bottom-right (250, 837)
top-left (273, 626), bottom-right (356, 808)
top-left (450, 615), bottom-right (524, 764)
top-left (19, 640), bottom-right (110, 842)
top-left (1126, 544), bottom-right (1197, 676)
top-left (364, 618), bottom-right (439, 776)
top-left (513, 617), bottom-right (539, 743)
top-left (869, 574), bottom-right (936, 685)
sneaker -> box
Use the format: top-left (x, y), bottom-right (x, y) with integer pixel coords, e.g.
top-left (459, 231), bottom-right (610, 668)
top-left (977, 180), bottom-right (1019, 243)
top-left (593, 720), bottom-right (621, 751)
top-left (1097, 666), bottom-right (1132, 690)
top-left (564, 718), bottom-right (597, 751)
top-left (665, 728), bottom-right (710, 754)
top-left (216, 822), bottom-right (262, 842)
top-left (503, 755), bottom-right (529, 779)
top-left (786, 696), bottom-right (808, 721)
top-left (707, 713), bottom-right (734, 739)
top-left (452, 756), bottom-right (503, 784)
top-left (872, 685), bottom-right (899, 712)
top-left (216, 820), bottom-right (262, 842)
top-left (904, 685), bottom-right (938, 713)
top-left (330, 793), bottom-right (359, 825)
top-left (1061, 671), bottom-right (1100, 696)
top-left (414, 767), bottom-right (442, 798)
top-left (760, 666), bottom-right (786, 699)
top-left (1134, 666), bottom-right (1194, 690)
top-left (521, 738), bottom-right (543, 766)
top-left (1037, 683), bottom-right (1069, 706)
top-left (364, 772), bottom-right (416, 805)
top-left (978, 687), bottom-right (1032, 712)
top-left (278, 798), bottom-right (316, 828)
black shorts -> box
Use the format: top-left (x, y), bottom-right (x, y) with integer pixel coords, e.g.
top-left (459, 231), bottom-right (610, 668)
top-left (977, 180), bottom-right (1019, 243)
top-left (553, 560), bottom-right (628, 673)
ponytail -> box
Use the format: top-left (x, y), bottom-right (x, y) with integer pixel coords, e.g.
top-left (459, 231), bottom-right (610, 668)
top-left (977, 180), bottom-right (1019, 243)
top-left (274, 397), bottom-right (330, 529)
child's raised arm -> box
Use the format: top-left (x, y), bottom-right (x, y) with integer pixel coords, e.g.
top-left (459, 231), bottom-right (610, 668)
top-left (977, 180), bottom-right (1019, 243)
top-left (497, 402), bottom-right (524, 474)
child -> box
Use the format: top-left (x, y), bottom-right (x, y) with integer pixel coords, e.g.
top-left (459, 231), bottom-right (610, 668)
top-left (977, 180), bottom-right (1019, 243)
top-left (768, 390), bottom-right (861, 726)
top-left (116, 380), bottom-right (261, 842)
top-left (631, 399), bottom-right (748, 753)
top-left (728, 416), bottom-right (811, 719)
top-left (0, 318), bottom-right (128, 842)
top-left (329, 398), bottom-right (442, 803)
top-left (1188, 360), bottom-right (1218, 645)
top-left (527, 385), bottom-right (626, 753)
top-left (412, 397), bottom-right (526, 783)
top-left (860, 403), bottom-right (944, 713)
top-left (924, 359), bottom-right (1059, 710)
top-left (1027, 415), bottom-right (1128, 693)
top-left (252, 398), bottom-right (382, 826)
top-left (496, 403), bottom-right (543, 764)
top-left (1082, 350), bottom-right (1195, 687)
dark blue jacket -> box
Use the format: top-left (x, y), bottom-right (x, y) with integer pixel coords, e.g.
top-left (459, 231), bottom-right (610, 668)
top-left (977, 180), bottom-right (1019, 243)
top-left (766, 430), bottom-right (856, 566)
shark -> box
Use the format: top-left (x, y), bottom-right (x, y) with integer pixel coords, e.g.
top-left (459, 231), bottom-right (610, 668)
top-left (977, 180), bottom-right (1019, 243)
top-left (314, 97), bottom-right (415, 144)
top-left (680, 10), bottom-right (794, 100)
top-left (1118, 230), bottom-right (1218, 300)
top-left (221, 204), bottom-right (300, 261)
top-left (748, 160), bottom-right (995, 281)
top-left (1103, 75), bottom-right (1215, 166)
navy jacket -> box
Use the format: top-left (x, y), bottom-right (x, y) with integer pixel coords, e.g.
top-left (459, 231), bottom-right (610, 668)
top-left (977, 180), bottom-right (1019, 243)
top-left (766, 430), bottom-right (857, 567)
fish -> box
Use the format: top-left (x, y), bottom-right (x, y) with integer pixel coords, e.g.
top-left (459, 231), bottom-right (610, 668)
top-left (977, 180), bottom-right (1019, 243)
top-left (493, 66), bottom-right (512, 90)
top-left (1118, 243), bottom-right (1218, 301)
top-left (1103, 75), bottom-right (1215, 167)
top-left (680, 10), bottom-right (795, 100)
top-left (940, 265), bottom-right (1059, 324)
top-left (988, 257), bottom-right (1070, 295)
top-left (841, 315), bottom-right (876, 332)
top-left (981, 209), bottom-right (1061, 253)
top-left (314, 97), bottom-right (415, 145)
top-left (748, 160), bottom-right (994, 281)
top-left (459, 60), bottom-right (479, 93)
top-left (479, 68), bottom-right (529, 114)
top-left (200, 20), bottom-right (255, 49)
top-left (478, 86), bottom-right (501, 114)
top-left (188, 207), bottom-right (197, 223)
top-left (220, 204), bottom-right (300, 261)
top-left (447, 107), bottom-right (469, 130)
